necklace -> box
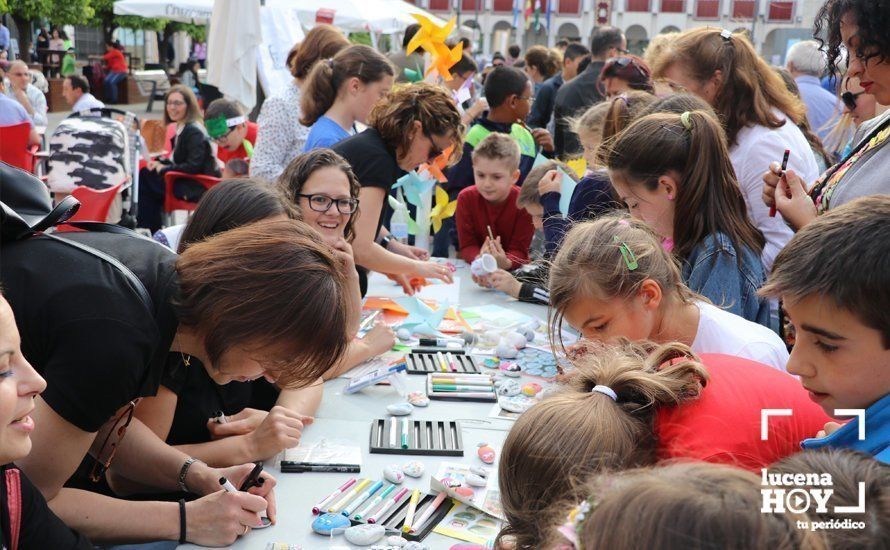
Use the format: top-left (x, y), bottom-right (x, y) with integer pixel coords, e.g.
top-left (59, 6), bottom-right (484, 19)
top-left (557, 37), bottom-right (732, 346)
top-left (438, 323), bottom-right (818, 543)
top-left (175, 333), bottom-right (192, 367)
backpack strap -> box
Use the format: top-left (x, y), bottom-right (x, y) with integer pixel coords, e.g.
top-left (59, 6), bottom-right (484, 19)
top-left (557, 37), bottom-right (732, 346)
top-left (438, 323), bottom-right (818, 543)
top-left (5, 469), bottom-right (21, 550)
top-left (465, 124), bottom-right (492, 148)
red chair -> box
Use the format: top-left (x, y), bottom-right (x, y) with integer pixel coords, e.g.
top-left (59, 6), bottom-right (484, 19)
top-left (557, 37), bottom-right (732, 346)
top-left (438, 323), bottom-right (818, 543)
top-left (0, 122), bottom-right (39, 173)
top-left (55, 183), bottom-right (124, 231)
top-left (163, 171), bottom-right (221, 216)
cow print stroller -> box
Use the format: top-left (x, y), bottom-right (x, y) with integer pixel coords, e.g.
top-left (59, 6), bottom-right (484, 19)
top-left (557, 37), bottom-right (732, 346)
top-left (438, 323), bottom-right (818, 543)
top-left (45, 107), bottom-right (143, 227)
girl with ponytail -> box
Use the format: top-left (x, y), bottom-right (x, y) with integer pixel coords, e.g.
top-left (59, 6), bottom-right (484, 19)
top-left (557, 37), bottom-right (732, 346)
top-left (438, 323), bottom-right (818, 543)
top-left (301, 45), bottom-right (394, 151)
top-left (496, 340), bottom-right (830, 548)
top-left (604, 109), bottom-right (770, 326)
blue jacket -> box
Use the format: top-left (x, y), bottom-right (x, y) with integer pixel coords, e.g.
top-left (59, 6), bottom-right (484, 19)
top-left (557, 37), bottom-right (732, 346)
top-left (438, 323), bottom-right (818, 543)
top-left (540, 171), bottom-right (617, 258)
top-left (681, 232), bottom-right (770, 326)
top-left (801, 393), bottom-right (890, 464)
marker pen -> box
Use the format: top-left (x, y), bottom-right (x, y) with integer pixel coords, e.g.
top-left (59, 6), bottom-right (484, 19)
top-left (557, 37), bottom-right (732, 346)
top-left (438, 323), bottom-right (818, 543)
top-left (446, 352), bottom-right (458, 372)
top-left (769, 148), bottom-right (791, 217)
top-left (343, 480), bottom-right (383, 517)
top-left (368, 487), bottom-right (409, 524)
top-left (355, 484), bottom-right (395, 520)
top-left (410, 491), bottom-right (447, 533)
top-left (402, 489), bottom-right (421, 533)
top-left (401, 418), bottom-right (409, 449)
top-left (313, 478), bottom-right (356, 514)
top-left (328, 479), bottom-right (370, 513)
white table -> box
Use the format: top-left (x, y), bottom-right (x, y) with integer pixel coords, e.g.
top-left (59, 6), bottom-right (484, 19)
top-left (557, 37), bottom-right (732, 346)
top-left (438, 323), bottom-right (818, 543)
top-left (180, 268), bottom-right (549, 550)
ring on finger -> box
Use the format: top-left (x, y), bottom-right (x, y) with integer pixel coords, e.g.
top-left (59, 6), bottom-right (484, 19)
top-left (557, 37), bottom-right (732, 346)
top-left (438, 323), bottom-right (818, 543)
top-left (241, 524), bottom-right (250, 535)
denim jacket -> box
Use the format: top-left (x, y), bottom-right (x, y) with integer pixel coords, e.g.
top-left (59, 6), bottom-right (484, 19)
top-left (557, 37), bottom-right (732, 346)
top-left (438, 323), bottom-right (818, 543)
top-left (681, 232), bottom-right (770, 327)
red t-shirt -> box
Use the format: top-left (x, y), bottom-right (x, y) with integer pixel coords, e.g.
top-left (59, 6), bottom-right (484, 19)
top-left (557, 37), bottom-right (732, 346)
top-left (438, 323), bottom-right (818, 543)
top-left (655, 354), bottom-right (830, 471)
top-left (455, 185), bottom-right (535, 270)
top-left (103, 49), bottom-right (128, 73)
top-left (216, 122), bottom-right (258, 164)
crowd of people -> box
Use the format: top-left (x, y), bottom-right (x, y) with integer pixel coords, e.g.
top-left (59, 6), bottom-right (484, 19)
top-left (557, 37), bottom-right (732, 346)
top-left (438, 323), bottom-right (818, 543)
top-left (1, 0), bottom-right (890, 547)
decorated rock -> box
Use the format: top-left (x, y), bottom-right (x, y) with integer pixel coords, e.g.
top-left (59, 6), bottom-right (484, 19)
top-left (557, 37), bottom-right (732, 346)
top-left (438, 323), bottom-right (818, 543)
top-left (402, 460), bottom-right (425, 478)
top-left (345, 523), bottom-right (385, 546)
top-left (465, 473), bottom-right (487, 487)
top-left (499, 362), bottom-right (521, 377)
top-left (397, 328), bottom-right (412, 341)
top-left (440, 477), bottom-right (462, 488)
top-left (521, 382), bottom-right (542, 397)
top-left (504, 331), bottom-right (528, 350)
top-left (387, 402), bottom-right (414, 416)
top-left (495, 342), bottom-right (518, 359)
top-left (496, 379), bottom-right (520, 396)
top-left (499, 395), bottom-right (535, 414)
top-left (384, 464), bottom-right (405, 484)
top-left (403, 542), bottom-right (429, 550)
top-left (407, 391), bottom-right (430, 407)
top-left (387, 535), bottom-right (409, 547)
top-left (469, 465), bottom-right (489, 478)
top-left (453, 486), bottom-right (475, 497)
top-left (311, 512), bottom-right (350, 535)
top-left (477, 444), bottom-right (496, 464)
top-left (481, 357), bottom-right (501, 369)
top-left (518, 327), bottom-right (536, 342)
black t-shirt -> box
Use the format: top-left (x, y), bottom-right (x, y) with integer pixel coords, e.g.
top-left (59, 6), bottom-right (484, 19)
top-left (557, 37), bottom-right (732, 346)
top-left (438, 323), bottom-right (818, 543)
top-left (1, 465), bottom-right (94, 549)
top-left (0, 232), bottom-right (179, 433)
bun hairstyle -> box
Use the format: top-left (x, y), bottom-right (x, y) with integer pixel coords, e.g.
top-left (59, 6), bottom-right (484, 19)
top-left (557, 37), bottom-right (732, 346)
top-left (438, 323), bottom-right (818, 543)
top-left (497, 340), bottom-right (708, 549)
top-left (548, 462), bottom-right (826, 550)
top-left (603, 110), bottom-right (765, 262)
top-left (300, 44), bottom-right (394, 127)
top-left (548, 214), bottom-right (701, 351)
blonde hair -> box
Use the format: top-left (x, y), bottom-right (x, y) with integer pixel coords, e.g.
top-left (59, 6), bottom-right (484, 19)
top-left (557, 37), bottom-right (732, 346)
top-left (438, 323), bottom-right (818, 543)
top-left (548, 462), bottom-right (827, 550)
top-left (570, 101), bottom-right (611, 142)
top-left (643, 31), bottom-right (679, 68)
top-left (548, 214), bottom-right (700, 350)
top-left (497, 340), bottom-right (709, 549)
top-left (516, 159), bottom-right (578, 208)
top-left (471, 132), bottom-right (521, 171)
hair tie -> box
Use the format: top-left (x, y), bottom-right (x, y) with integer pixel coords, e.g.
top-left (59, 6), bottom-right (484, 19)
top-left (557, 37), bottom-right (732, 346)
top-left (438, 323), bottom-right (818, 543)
top-left (719, 29), bottom-right (733, 42)
top-left (591, 385), bottom-right (618, 401)
top-left (680, 111), bottom-right (693, 130)
top-left (327, 58), bottom-right (334, 69)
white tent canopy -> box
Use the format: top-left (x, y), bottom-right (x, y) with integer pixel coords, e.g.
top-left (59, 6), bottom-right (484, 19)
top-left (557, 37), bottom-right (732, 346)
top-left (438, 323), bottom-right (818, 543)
top-left (113, 0), bottom-right (214, 24)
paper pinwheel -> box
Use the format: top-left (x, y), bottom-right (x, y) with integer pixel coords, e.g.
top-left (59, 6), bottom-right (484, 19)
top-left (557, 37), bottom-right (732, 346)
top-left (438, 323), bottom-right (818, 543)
top-left (392, 170), bottom-right (436, 207)
top-left (419, 144), bottom-right (455, 183)
top-left (387, 192), bottom-right (418, 235)
top-left (430, 185), bottom-right (457, 233)
top-left (406, 15), bottom-right (455, 57)
top-left (394, 296), bottom-right (450, 336)
top-left (566, 158), bottom-right (588, 178)
top-left (428, 42), bottom-right (463, 80)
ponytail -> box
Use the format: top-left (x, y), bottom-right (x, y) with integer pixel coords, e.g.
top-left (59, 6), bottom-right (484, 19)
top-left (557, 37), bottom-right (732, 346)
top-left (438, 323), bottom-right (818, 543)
top-left (300, 44), bottom-right (394, 127)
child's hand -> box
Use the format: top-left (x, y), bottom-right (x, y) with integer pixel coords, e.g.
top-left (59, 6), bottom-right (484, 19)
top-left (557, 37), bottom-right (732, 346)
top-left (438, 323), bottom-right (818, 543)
top-left (531, 128), bottom-right (554, 153)
top-left (487, 269), bottom-right (522, 298)
top-left (815, 421), bottom-right (844, 439)
top-left (537, 169), bottom-right (562, 195)
top-left (484, 236), bottom-right (511, 270)
top-left (471, 272), bottom-right (493, 289)
top-left (385, 272), bottom-right (415, 296)
top-left (362, 321), bottom-right (396, 356)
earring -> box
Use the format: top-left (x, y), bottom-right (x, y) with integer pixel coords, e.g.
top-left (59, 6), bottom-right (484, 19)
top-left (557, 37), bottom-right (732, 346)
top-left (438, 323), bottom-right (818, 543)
top-left (666, 194), bottom-right (674, 200)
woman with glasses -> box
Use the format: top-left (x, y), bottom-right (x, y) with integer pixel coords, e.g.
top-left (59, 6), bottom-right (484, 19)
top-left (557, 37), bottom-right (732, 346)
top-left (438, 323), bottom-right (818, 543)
top-left (762, 0), bottom-right (890, 232)
top-left (332, 83), bottom-right (462, 295)
top-left (598, 54), bottom-right (654, 98)
top-left (138, 85), bottom-right (220, 233)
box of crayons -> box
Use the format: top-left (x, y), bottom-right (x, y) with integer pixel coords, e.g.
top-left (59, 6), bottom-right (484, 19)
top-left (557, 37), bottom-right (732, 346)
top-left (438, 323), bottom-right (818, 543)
top-left (405, 352), bottom-right (481, 375)
top-left (312, 478), bottom-right (451, 542)
top-left (425, 372), bottom-right (496, 402)
top-left (369, 418), bottom-right (464, 456)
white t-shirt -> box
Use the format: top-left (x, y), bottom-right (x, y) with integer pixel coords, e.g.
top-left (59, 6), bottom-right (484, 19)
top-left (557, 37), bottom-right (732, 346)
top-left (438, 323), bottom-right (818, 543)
top-left (729, 109), bottom-right (820, 272)
top-left (691, 301), bottom-right (789, 372)
top-left (71, 93), bottom-right (105, 114)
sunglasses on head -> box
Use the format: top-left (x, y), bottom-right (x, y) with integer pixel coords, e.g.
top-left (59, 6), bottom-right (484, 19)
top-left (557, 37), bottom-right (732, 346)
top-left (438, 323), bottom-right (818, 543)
top-left (842, 90), bottom-right (864, 111)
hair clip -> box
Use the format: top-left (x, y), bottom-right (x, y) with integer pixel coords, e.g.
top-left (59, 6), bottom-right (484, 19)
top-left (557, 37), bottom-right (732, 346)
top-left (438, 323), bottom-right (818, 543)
top-left (591, 384), bottom-right (618, 401)
top-left (680, 111), bottom-right (693, 130)
top-left (613, 235), bottom-right (639, 270)
top-left (557, 498), bottom-right (594, 549)
top-left (719, 29), bottom-right (733, 41)
top-left (327, 58), bottom-right (335, 69)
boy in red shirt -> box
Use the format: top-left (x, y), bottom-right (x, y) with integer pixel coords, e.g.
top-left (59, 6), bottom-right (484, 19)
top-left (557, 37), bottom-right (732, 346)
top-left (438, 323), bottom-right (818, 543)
top-left (101, 41), bottom-right (128, 104)
top-left (456, 132), bottom-right (535, 271)
top-left (205, 98), bottom-right (257, 177)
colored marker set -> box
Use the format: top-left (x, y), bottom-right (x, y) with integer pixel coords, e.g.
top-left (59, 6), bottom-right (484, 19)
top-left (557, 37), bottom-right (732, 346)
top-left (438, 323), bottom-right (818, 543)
top-left (405, 352), bottom-right (481, 374)
top-left (370, 419), bottom-right (464, 456)
top-left (426, 372), bottom-right (496, 402)
top-left (311, 478), bottom-right (450, 541)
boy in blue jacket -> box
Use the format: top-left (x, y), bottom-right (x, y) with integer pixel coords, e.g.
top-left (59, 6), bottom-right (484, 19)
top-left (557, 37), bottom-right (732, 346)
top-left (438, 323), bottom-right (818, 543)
top-left (760, 195), bottom-right (890, 463)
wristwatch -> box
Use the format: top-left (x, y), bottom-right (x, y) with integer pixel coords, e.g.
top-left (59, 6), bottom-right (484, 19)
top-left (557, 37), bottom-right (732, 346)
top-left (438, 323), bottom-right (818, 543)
top-left (380, 235), bottom-right (393, 250)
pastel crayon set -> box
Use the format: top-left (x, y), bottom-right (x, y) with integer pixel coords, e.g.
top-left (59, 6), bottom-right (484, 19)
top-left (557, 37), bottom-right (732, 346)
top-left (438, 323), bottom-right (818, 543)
top-left (405, 352), bottom-right (481, 375)
top-left (312, 478), bottom-right (451, 541)
top-left (426, 372), bottom-right (496, 402)
top-left (369, 418), bottom-right (464, 456)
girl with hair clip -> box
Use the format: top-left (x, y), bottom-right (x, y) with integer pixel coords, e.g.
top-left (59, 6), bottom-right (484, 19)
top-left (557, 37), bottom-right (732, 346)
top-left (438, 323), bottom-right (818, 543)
top-left (548, 462), bottom-right (826, 550)
top-left (300, 45), bottom-right (395, 152)
top-left (604, 109), bottom-right (771, 326)
top-left (496, 341), bottom-right (830, 549)
top-left (549, 214), bottom-right (788, 370)
top-left (652, 27), bottom-right (819, 272)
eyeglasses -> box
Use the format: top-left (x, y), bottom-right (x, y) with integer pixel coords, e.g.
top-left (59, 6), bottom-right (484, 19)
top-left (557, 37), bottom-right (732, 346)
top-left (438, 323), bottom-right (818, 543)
top-left (841, 90), bottom-right (864, 111)
top-left (297, 193), bottom-right (359, 214)
top-left (90, 399), bottom-right (140, 483)
top-left (213, 128), bottom-right (235, 143)
top-left (517, 95), bottom-right (534, 103)
top-left (424, 130), bottom-right (445, 163)
top-left (166, 100), bottom-right (186, 107)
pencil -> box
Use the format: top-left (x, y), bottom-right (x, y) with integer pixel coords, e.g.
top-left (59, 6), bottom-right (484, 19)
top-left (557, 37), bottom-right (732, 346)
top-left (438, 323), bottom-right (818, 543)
top-left (486, 225), bottom-right (495, 242)
top-left (402, 489), bottom-right (421, 532)
top-left (769, 149), bottom-right (791, 217)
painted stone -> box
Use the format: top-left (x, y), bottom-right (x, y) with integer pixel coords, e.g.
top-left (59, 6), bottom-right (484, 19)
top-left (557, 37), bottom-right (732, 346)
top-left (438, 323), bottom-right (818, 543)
top-left (387, 535), bottom-right (409, 547)
top-left (453, 486), bottom-right (475, 497)
top-left (407, 391), bottom-right (430, 407)
top-left (496, 380), bottom-right (520, 396)
top-left (477, 445), bottom-right (496, 464)
top-left (504, 331), bottom-right (528, 350)
top-left (311, 512), bottom-right (350, 535)
top-left (441, 477), bottom-right (462, 488)
top-left (397, 328), bottom-right (412, 341)
top-left (499, 395), bottom-right (535, 414)
top-left (465, 473), bottom-right (487, 487)
top-left (402, 460), bottom-right (425, 478)
top-left (521, 382), bottom-right (543, 397)
top-left (524, 319), bottom-right (541, 331)
top-left (495, 342), bottom-right (518, 359)
top-left (499, 362), bottom-right (521, 377)
top-left (481, 357), bottom-right (501, 369)
top-left (345, 524), bottom-right (386, 546)
top-left (387, 402), bottom-right (414, 416)
top-left (384, 464), bottom-right (405, 484)
top-left (469, 465), bottom-right (488, 478)
top-left (403, 542), bottom-right (429, 550)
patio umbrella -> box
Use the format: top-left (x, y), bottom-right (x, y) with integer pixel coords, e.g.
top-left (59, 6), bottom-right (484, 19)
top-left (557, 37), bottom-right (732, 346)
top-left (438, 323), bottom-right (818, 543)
top-left (293, 0), bottom-right (449, 34)
top-left (113, 0), bottom-right (214, 24)
top-left (206, 0), bottom-right (262, 110)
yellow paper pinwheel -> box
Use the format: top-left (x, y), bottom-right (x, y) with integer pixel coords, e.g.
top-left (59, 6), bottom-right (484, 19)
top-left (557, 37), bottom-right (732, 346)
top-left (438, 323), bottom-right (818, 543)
top-left (566, 158), bottom-right (588, 178)
top-left (430, 185), bottom-right (457, 233)
top-left (406, 15), bottom-right (455, 56)
top-left (428, 42), bottom-right (463, 80)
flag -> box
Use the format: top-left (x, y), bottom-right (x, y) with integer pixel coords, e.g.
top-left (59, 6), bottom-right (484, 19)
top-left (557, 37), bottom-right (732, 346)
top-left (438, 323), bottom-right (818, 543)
top-left (524, 0), bottom-right (533, 29)
top-left (533, 0), bottom-right (542, 30)
top-left (545, 0), bottom-right (551, 32)
top-left (513, 0), bottom-right (521, 28)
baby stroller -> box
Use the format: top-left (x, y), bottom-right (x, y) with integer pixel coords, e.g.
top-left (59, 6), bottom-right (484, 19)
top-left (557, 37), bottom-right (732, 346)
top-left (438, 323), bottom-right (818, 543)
top-left (45, 107), bottom-right (143, 227)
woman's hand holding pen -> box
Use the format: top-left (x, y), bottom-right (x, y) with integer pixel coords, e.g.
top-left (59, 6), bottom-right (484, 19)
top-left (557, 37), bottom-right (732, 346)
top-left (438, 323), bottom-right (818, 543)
top-left (762, 163), bottom-right (816, 230)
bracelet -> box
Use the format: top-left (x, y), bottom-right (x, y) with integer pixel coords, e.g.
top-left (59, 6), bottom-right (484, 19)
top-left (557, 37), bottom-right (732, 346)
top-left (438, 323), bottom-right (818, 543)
top-left (380, 235), bottom-right (392, 250)
top-left (178, 457), bottom-right (199, 493)
top-left (178, 499), bottom-right (187, 544)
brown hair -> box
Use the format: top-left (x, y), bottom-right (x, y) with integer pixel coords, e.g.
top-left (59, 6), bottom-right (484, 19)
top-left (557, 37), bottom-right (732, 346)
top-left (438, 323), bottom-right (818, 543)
top-left (300, 45), bottom-right (394, 126)
top-left (164, 84), bottom-right (202, 126)
top-left (524, 45), bottom-right (560, 79)
top-left (760, 195), bottom-right (890, 348)
top-left (471, 132), bottom-right (520, 170)
top-left (497, 340), bottom-right (709, 549)
top-left (368, 82), bottom-right (464, 165)
top-left (770, 449), bottom-right (890, 550)
top-left (175, 219), bottom-right (350, 388)
top-left (652, 27), bottom-right (807, 146)
top-left (290, 24), bottom-right (350, 80)
top-left (277, 148), bottom-right (362, 242)
top-left (600, 90), bottom-right (658, 143)
top-left (599, 54), bottom-right (654, 94)
top-left (603, 110), bottom-right (765, 262)
top-left (548, 214), bottom-right (701, 349)
top-left (517, 159), bottom-right (579, 208)
top-left (548, 462), bottom-right (826, 550)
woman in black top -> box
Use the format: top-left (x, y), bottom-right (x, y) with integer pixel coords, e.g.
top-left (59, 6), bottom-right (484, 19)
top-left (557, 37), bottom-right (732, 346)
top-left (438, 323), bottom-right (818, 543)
top-left (332, 83), bottom-right (464, 294)
top-left (138, 84), bottom-right (220, 233)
